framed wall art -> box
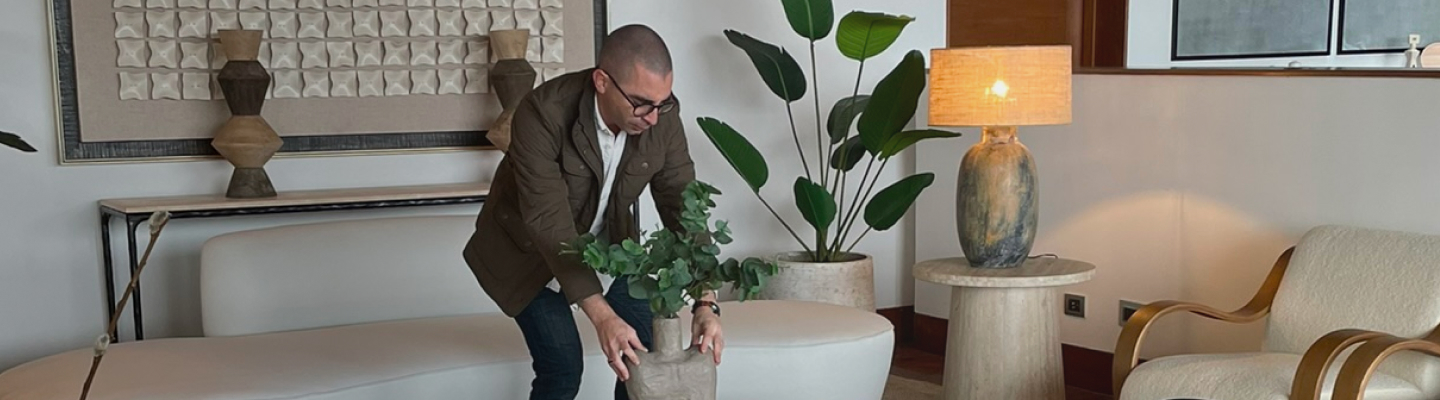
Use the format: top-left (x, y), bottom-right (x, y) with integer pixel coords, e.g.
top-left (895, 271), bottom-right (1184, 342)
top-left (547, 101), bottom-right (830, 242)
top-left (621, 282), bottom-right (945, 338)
top-left (1172, 0), bottom-right (1334, 61)
top-left (49, 0), bottom-right (606, 163)
top-left (1338, 0), bottom-right (1440, 54)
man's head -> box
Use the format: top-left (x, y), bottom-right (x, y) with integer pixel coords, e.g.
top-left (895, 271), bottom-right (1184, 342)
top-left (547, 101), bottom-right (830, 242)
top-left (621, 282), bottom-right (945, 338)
top-left (593, 24), bottom-right (675, 135)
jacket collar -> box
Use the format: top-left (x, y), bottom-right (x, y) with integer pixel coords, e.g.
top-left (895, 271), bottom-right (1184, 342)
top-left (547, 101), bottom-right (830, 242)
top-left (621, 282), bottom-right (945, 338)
top-left (571, 72), bottom-right (604, 178)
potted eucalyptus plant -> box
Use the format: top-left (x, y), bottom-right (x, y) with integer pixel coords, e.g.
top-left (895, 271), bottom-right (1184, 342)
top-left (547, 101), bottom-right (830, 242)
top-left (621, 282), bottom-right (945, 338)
top-left (563, 180), bottom-right (777, 400)
top-left (697, 0), bottom-right (960, 311)
top-left (2, 131), bottom-right (36, 153)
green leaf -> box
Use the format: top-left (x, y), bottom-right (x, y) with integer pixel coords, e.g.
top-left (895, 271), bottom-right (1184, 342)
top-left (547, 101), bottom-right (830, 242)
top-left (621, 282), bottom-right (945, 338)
top-left (827, 95), bottom-right (870, 144)
top-left (724, 30), bottom-right (808, 102)
top-left (0, 131), bottom-right (36, 153)
top-left (858, 50), bottom-right (927, 155)
top-left (781, 0), bottom-right (834, 40)
top-left (630, 276), bottom-right (658, 300)
top-left (835, 12), bottom-right (914, 61)
top-left (864, 173), bottom-right (935, 231)
top-left (830, 136), bottom-right (867, 171)
top-left (880, 129), bottom-right (963, 159)
top-left (793, 177), bottom-right (837, 232)
top-left (697, 117), bottom-right (770, 193)
top-left (622, 240), bottom-right (644, 255)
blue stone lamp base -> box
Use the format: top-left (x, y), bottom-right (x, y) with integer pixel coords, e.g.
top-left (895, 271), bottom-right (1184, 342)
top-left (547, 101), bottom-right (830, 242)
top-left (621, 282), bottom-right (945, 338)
top-left (957, 126), bottom-right (1038, 269)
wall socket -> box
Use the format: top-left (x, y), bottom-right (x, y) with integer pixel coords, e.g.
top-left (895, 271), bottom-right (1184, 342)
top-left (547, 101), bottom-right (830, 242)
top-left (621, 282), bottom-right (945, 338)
top-left (1064, 294), bottom-right (1086, 318)
top-left (1119, 300), bottom-right (1144, 326)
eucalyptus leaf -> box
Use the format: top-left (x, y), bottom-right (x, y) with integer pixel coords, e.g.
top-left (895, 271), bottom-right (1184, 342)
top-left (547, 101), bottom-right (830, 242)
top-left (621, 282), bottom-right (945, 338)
top-left (835, 12), bottom-right (914, 61)
top-left (864, 172), bottom-right (936, 231)
top-left (698, 117), bottom-right (769, 193)
top-left (793, 178), bottom-right (837, 231)
top-left (781, 0), bottom-right (834, 40)
top-left (827, 95), bottom-right (870, 144)
top-left (830, 136), bottom-right (866, 171)
top-left (724, 30), bottom-right (808, 102)
top-left (880, 129), bottom-right (962, 159)
top-left (858, 50), bottom-right (926, 155)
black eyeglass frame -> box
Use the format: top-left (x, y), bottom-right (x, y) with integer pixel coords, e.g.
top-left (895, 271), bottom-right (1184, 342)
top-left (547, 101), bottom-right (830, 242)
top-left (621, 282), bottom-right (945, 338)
top-left (600, 69), bottom-right (677, 117)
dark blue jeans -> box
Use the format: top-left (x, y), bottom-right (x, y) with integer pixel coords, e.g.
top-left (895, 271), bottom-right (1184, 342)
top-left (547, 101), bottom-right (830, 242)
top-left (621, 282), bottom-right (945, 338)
top-left (513, 278), bottom-right (653, 400)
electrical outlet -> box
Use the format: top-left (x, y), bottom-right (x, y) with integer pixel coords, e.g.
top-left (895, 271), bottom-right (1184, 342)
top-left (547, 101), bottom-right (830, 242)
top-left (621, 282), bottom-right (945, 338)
top-left (1119, 300), bottom-right (1143, 326)
top-left (1064, 294), bottom-right (1085, 318)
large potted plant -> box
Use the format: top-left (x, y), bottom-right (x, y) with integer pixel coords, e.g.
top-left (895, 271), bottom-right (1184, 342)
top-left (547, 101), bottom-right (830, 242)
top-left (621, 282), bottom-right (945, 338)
top-left (2, 131), bottom-right (36, 153)
top-left (697, 0), bottom-right (960, 311)
top-left (563, 180), bottom-right (777, 400)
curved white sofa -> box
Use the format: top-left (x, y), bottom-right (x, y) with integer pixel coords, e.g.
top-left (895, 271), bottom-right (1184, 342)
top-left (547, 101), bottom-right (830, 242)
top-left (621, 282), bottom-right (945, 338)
top-left (0, 216), bottom-right (894, 400)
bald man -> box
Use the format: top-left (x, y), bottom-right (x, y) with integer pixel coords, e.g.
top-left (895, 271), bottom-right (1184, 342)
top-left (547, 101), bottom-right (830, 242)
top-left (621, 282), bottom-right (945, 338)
top-left (461, 24), bottom-right (723, 400)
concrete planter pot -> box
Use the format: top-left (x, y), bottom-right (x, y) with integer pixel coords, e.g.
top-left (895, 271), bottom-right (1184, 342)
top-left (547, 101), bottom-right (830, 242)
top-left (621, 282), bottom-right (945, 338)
top-left (758, 251), bottom-right (875, 311)
top-left (625, 317), bottom-right (716, 400)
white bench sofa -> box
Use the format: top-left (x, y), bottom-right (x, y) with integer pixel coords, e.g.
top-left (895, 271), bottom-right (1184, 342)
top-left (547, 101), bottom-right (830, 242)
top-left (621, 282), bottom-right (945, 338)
top-left (0, 216), bottom-right (894, 400)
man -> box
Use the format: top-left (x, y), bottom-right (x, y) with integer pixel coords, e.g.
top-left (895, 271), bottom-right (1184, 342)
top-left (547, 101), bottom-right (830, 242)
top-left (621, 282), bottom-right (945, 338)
top-left (462, 24), bottom-right (723, 400)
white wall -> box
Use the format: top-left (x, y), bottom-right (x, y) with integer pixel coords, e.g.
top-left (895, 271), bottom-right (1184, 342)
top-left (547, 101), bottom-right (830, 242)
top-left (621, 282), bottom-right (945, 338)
top-left (916, 73), bottom-right (1440, 357)
top-left (0, 0), bottom-right (945, 371)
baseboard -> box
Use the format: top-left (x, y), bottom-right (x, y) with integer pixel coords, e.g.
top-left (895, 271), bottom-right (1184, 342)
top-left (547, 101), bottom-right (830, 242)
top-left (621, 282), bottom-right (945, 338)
top-left (880, 306), bottom-right (1115, 396)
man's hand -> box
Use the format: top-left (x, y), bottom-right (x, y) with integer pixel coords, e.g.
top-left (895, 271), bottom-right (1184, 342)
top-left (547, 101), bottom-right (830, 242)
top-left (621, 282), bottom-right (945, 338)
top-left (579, 294), bottom-right (647, 381)
top-left (691, 297), bottom-right (724, 365)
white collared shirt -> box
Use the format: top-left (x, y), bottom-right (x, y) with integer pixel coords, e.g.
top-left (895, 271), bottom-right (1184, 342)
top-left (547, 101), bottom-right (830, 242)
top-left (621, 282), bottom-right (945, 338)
top-left (548, 95), bottom-right (625, 294)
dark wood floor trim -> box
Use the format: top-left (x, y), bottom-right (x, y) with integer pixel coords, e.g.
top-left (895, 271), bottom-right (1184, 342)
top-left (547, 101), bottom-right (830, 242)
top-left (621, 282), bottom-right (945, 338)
top-left (876, 306), bottom-right (915, 344)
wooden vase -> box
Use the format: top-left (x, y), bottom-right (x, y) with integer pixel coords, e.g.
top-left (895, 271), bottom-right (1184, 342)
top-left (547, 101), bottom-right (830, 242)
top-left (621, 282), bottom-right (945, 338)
top-left (624, 317), bottom-right (717, 400)
top-left (956, 126), bottom-right (1038, 268)
top-left (214, 29), bottom-right (282, 199)
top-left (486, 29), bottom-right (537, 152)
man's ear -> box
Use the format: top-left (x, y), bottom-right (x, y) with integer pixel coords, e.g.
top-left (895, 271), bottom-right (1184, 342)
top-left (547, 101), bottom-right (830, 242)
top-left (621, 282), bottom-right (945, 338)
top-left (592, 69), bottom-right (608, 94)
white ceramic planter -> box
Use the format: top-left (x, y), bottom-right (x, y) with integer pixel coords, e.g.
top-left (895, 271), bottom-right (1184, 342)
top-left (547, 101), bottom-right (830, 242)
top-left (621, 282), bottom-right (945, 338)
top-left (759, 252), bottom-right (875, 311)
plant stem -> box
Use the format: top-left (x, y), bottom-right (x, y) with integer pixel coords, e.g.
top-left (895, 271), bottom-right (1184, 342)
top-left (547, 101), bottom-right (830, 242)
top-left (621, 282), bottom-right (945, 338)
top-left (846, 226), bottom-right (875, 253)
top-left (81, 228), bottom-right (164, 400)
top-left (836, 158), bottom-right (876, 250)
top-left (785, 102), bottom-right (812, 181)
top-left (831, 58), bottom-right (868, 254)
top-left (839, 158), bottom-right (890, 249)
top-left (810, 40), bottom-right (827, 190)
top-left (756, 193), bottom-right (814, 255)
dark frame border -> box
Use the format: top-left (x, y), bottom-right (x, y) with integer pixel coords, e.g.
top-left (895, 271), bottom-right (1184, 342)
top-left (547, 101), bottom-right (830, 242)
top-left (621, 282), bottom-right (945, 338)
top-left (51, 0), bottom-right (609, 163)
top-left (1170, 0), bottom-right (1336, 61)
top-left (1335, 0), bottom-right (1422, 55)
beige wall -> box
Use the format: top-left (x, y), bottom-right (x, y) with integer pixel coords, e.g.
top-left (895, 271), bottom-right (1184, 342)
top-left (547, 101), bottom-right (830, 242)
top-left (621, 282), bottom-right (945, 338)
top-left (916, 73), bottom-right (1440, 357)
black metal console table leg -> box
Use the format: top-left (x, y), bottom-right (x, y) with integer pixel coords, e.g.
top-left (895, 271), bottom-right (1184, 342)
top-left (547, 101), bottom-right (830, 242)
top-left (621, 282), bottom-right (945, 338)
top-left (100, 212), bottom-right (117, 341)
top-left (125, 217), bottom-right (144, 340)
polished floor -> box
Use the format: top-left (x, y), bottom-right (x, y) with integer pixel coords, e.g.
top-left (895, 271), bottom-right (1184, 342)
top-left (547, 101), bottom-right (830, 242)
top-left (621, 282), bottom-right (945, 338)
top-left (888, 343), bottom-right (1113, 400)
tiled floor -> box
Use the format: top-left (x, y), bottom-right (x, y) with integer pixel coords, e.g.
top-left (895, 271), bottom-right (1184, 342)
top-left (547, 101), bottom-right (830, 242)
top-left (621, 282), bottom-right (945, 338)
top-left (889, 344), bottom-right (1113, 400)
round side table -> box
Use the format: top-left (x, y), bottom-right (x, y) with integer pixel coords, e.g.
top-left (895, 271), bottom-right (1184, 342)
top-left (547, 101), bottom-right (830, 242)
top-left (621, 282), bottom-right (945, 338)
top-left (914, 257), bottom-right (1096, 400)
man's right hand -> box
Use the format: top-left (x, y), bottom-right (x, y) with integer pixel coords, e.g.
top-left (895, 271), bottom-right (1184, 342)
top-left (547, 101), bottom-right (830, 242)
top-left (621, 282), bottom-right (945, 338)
top-left (579, 294), bottom-right (648, 381)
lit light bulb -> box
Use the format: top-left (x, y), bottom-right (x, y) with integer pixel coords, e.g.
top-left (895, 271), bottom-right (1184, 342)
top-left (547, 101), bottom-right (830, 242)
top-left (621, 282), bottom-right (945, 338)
top-left (988, 79), bottom-right (1010, 99)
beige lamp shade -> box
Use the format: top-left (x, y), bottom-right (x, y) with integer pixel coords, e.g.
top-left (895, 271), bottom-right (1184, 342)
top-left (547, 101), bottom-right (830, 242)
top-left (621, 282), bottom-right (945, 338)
top-left (928, 45), bottom-right (1072, 127)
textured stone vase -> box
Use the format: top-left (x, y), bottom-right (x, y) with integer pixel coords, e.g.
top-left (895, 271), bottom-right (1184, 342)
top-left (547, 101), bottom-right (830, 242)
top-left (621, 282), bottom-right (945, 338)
top-left (957, 126), bottom-right (1038, 268)
top-left (625, 318), bottom-right (716, 400)
top-left (214, 29), bottom-right (282, 199)
top-left (759, 252), bottom-right (875, 311)
top-left (485, 29), bottom-right (537, 152)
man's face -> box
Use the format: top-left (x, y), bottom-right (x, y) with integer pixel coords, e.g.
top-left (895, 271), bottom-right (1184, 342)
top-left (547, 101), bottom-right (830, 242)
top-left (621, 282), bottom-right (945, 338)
top-left (595, 64), bottom-right (674, 135)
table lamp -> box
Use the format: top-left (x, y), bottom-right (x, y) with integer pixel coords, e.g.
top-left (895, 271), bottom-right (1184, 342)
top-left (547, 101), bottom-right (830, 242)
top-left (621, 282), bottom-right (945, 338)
top-left (928, 45), bottom-right (1072, 268)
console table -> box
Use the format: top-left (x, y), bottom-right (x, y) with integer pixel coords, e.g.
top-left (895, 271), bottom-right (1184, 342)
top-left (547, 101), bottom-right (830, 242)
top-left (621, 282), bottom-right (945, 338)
top-left (99, 183), bottom-right (490, 341)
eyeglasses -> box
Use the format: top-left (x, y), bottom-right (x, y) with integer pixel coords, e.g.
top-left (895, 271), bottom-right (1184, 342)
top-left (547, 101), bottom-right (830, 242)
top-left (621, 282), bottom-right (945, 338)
top-left (601, 69), bottom-right (676, 117)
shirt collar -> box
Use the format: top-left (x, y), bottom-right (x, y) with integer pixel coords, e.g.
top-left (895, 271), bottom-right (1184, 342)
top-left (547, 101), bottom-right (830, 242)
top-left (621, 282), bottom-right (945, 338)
top-left (594, 94), bottom-right (616, 138)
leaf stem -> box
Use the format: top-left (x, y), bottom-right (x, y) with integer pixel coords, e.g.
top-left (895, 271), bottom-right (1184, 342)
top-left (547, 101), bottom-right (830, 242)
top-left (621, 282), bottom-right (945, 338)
top-left (810, 40), bottom-right (826, 192)
top-left (785, 102), bottom-right (812, 180)
top-left (756, 193), bottom-right (814, 255)
top-left (838, 158), bottom-right (890, 249)
top-left (831, 57), bottom-right (867, 254)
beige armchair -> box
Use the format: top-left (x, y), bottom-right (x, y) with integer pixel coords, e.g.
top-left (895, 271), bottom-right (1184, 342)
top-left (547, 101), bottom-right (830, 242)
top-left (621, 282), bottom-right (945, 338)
top-left (1113, 225), bottom-right (1440, 400)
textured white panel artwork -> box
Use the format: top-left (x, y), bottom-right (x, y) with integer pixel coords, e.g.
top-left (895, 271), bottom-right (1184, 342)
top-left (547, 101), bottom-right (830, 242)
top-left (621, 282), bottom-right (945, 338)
top-left (464, 37), bottom-right (488, 64)
top-left (436, 0), bottom-right (461, 7)
top-left (151, 73), bottom-right (182, 100)
top-left (355, 41), bottom-right (383, 66)
top-left (383, 41), bottom-right (410, 66)
top-left (407, 0), bottom-right (433, 6)
top-left (327, 42), bottom-right (356, 67)
top-left (411, 40), bottom-right (438, 65)
top-left (180, 42), bottom-right (208, 68)
top-left (463, 10), bottom-right (490, 36)
top-left (120, 72), bottom-right (150, 100)
top-left (115, 0), bottom-right (144, 7)
top-left (273, 70), bottom-right (303, 98)
top-left (513, 0), bottom-right (537, 9)
top-left (271, 42), bottom-right (299, 69)
top-left (330, 71), bottom-right (358, 97)
top-left (540, 0), bottom-right (561, 7)
top-left (177, 0), bottom-right (207, 6)
top-left (526, 36), bottom-right (540, 62)
top-left (270, 12), bottom-right (298, 39)
top-left (411, 70), bottom-right (439, 95)
top-left (437, 10), bottom-right (464, 36)
top-left (269, 0), bottom-right (297, 9)
top-left (298, 12), bottom-right (326, 38)
top-left (326, 0), bottom-right (351, 6)
top-left (258, 40), bottom-right (272, 67)
top-left (515, 10), bottom-right (541, 36)
top-left (357, 70), bottom-right (384, 97)
top-left (460, 0), bottom-right (485, 7)
top-left (542, 36), bottom-right (562, 63)
top-left (384, 70), bottom-right (411, 95)
top-left (239, 11), bottom-right (270, 35)
top-left (380, 10), bottom-right (409, 38)
top-left (210, 11), bottom-right (240, 35)
top-left (438, 69), bottom-right (464, 94)
top-left (542, 9), bottom-right (561, 36)
top-left (177, 11), bottom-right (208, 39)
top-left (326, 12), bottom-right (352, 37)
top-left (303, 71), bottom-right (331, 98)
top-left (238, 0), bottom-right (267, 9)
top-left (353, 0), bottom-right (378, 6)
top-left (408, 10), bottom-right (437, 36)
top-left (182, 73), bottom-right (211, 100)
top-left (299, 0), bottom-right (325, 9)
top-left (490, 10), bottom-right (515, 30)
top-left (117, 40), bottom-right (148, 68)
top-left (148, 40), bottom-right (179, 69)
top-left (438, 40), bottom-right (465, 64)
top-left (379, 0), bottom-right (405, 6)
top-left (210, 0), bottom-right (237, 9)
top-left (353, 11), bottom-right (380, 37)
top-left (542, 67), bottom-right (564, 82)
top-left (211, 74), bottom-right (226, 100)
top-left (116, 13), bottom-right (146, 39)
top-left (464, 68), bottom-right (486, 94)
top-left (210, 40), bottom-right (229, 68)
top-left (147, 0), bottom-right (175, 8)
top-left (488, 0), bottom-right (511, 7)
top-left (300, 41), bottom-right (329, 68)
top-left (147, 11), bottom-right (177, 38)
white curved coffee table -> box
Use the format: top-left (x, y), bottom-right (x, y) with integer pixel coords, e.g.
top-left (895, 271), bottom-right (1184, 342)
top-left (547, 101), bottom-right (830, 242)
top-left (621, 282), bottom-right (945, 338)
top-left (914, 257), bottom-right (1095, 400)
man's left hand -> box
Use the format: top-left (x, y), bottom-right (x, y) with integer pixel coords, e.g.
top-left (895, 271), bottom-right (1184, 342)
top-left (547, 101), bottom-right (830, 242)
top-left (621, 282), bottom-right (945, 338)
top-left (691, 309), bottom-right (723, 365)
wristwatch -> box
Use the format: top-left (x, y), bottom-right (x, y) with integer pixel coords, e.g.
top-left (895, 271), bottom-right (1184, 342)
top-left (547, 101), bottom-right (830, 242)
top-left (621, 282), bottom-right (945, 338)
top-left (691, 300), bottom-right (721, 317)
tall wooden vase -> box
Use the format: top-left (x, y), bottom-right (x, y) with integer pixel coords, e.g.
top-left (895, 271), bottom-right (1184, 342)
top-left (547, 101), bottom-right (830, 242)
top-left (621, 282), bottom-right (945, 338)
top-left (214, 29), bottom-right (283, 199)
top-left (625, 317), bottom-right (717, 400)
top-left (485, 29), bottom-right (537, 152)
